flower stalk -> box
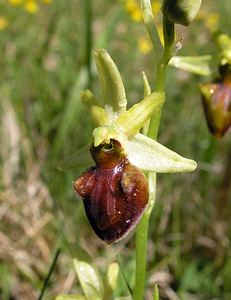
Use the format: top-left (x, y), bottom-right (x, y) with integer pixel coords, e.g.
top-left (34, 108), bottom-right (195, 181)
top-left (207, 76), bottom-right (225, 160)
top-left (133, 3), bottom-right (175, 299)
top-left (85, 0), bottom-right (93, 88)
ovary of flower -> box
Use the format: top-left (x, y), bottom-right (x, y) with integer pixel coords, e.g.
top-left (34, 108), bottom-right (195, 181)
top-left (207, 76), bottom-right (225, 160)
top-left (138, 37), bottom-right (152, 54)
top-left (25, 0), bottom-right (39, 14)
top-left (8, 0), bottom-right (23, 6)
top-left (0, 17), bottom-right (9, 31)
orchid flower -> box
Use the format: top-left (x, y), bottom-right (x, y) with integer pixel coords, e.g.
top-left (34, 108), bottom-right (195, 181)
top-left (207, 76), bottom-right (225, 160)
top-left (59, 49), bottom-right (197, 243)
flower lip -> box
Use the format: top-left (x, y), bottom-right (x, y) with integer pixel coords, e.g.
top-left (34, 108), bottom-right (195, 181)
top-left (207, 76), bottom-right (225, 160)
top-left (75, 138), bottom-right (149, 243)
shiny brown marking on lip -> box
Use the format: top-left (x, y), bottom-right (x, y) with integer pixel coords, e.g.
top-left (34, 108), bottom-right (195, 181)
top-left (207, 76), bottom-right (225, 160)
top-left (74, 140), bottom-right (149, 243)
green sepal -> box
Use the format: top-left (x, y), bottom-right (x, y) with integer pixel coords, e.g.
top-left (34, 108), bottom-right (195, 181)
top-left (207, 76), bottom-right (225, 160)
top-left (127, 133), bottom-right (197, 173)
top-left (92, 126), bottom-right (128, 148)
top-left (169, 55), bottom-right (213, 76)
top-left (115, 92), bottom-right (165, 137)
top-left (81, 90), bottom-right (110, 126)
top-left (58, 144), bottom-right (93, 171)
top-left (94, 48), bottom-right (127, 113)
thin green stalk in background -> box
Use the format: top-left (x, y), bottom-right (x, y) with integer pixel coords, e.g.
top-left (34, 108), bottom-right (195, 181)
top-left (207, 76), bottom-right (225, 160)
top-left (85, 0), bottom-right (93, 89)
top-left (133, 6), bottom-right (175, 299)
top-left (38, 248), bottom-right (61, 300)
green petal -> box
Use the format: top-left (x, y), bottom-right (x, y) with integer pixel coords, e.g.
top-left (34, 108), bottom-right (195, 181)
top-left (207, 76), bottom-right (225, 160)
top-left (58, 144), bottom-right (93, 171)
top-left (127, 133), bottom-right (197, 173)
top-left (81, 90), bottom-right (110, 126)
top-left (92, 126), bottom-right (128, 148)
top-left (115, 92), bottom-right (164, 137)
top-left (94, 49), bottom-right (127, 113)
top-left (169, 55), bottom-right (212, 76)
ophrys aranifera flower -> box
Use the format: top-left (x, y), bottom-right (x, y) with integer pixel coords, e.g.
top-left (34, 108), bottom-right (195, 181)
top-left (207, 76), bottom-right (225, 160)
top-left (59, 49), bottom-right (197, 243)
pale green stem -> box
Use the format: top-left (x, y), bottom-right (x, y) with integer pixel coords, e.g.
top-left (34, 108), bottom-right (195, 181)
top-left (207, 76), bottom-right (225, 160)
top-left (133, 14), bottom-right (175, 300)
top-left (85, 0), bottom-right (93, 89)
top-left (38, 248), bottom-right (61, 300)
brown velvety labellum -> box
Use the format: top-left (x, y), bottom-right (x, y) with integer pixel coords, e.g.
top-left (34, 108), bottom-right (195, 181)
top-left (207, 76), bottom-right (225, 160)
top-left (74, 140), bottom-right (148, 243)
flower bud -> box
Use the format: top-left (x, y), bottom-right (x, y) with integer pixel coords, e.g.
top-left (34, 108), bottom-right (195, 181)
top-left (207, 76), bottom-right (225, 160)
top-left (74, 139), bottom-right (148, 243)
top-left (199, 74), bottom-right (231, 137)
top-left (162, 0), bottom-right (202, 26)
top-left (216, 34), bottom-right (231, 67)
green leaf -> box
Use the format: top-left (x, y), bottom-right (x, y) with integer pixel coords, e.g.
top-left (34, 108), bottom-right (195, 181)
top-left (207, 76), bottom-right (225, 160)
top-left (55, 295), bottom-right (87, 300)
top-left (169, 55), bottom-right (212, 76)
top-left (115, 92), bottom-right (165, 137)
top-left (73, 256), bottom-right (104, 300)
top-left (127, 133), bottom-right (197, 173)
top-left (58, 144), bottom-right (93, 171)
top-left (104, 262), bottom-right (120, 299)
top-left (153, 284), bottom-right (159, 300)
top-left (106, 262), bottom-right (119, 291)
top-left (94, 48), bottom-right (127, 113)
top-left (53, 67), bottom-right (88, 152)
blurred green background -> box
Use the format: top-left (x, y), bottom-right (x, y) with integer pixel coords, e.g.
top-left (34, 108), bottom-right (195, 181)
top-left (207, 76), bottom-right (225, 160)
top-left (0, 0), bottom-right (231, 299)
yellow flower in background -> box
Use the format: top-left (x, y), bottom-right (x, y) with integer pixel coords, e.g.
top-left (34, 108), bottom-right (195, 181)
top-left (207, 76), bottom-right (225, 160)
top-left (41, 0), bottom-right (53, 4)
top-left (24, 0), bottom-right (39, 14)
top-left (152, 1), bottom-right (161, 15)
top-left (8, 0), bottom-right (23, 6)
top-left (125, 0), bottom-right (142, 22)
top-left (125, 0), bottom-right (161, 23)
top-left (138, 36), bottom-right (152, 54)
top-left (0, 17), bottom-right (9, 30)
top-left (205, 12), bottom-right (219, 32)
top-left (198, 10), bottom-right (220, 33)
